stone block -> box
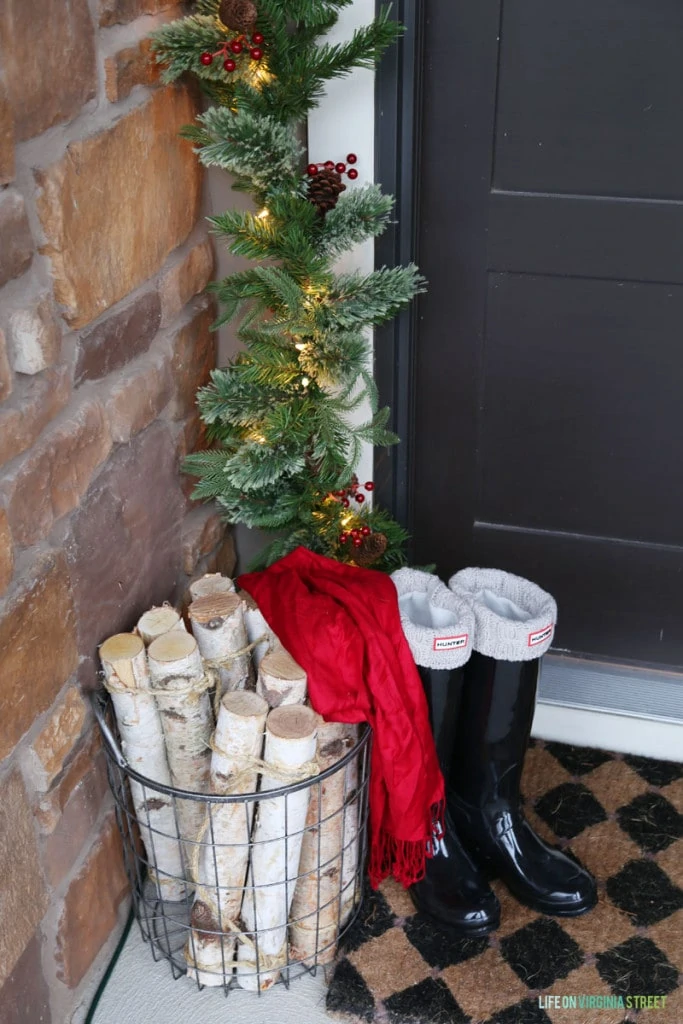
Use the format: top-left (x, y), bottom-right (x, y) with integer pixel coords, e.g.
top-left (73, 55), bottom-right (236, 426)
top-left (105, 347), bottom-right (173, 443)
top-left (0, 932), bottom-right (52, 1024)
top-left (35, 729), bottom-right (103, 834)
top-left (40, 748), bottom-right (110, 888)
top-left (55, 811), bottom-right (129, 988)
top-left (100, 0), bottom-right (176, 26)
top-left (0, 365), bottom-right (71, 469)
top-left (0, 553), bottom-right (78, 762)
top-left (7, 295), bottom-right (61, 375)
top-left (208, 531), bottom-right (236, 579)
top-left (23, 686), bottom-right (87, 793)
top-left (0, 0), bottom-right (96, 140)
top-left (36, 87), bottom-right (201, 328)
top-left (105, 37), bottom-right (160, 103)
top-left (159, 237), bottom-right (214, 326)
top-left (0, 191), bottom-right (33, 287)
top-left (0, 508), bottom-right (14, 598)
top-left (0, 81), bottom-right (14, 185)
top-left (169, 298), bottom-right (216, 420)
top-left (74, 290), bottom-right (161, 384)
top-left (66, 421), bottom-right (186, 680)
top-left (181, 506), bottom-right (226, 575)
top-left (6, 401), bottom-right (112, 546)
top-left (0, 329), bottom-right (12, 402)
top-left (0, 771), bottom-right (49, 988)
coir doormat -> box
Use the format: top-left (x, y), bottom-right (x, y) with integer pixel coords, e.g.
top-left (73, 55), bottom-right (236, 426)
top-left (326, 741), bottom-right (683, 1024)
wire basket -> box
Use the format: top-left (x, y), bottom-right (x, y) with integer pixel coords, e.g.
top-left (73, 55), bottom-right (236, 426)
top-left (93, 691), bottom-right (371, 995)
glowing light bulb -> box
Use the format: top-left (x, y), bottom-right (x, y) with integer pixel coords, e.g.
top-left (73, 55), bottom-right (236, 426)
top-left (295, 342), bottom-right (306, 351)
top-left (301, 377), bottom-right (310, 387)
top-left (257, 208), bottom-right (269, 219)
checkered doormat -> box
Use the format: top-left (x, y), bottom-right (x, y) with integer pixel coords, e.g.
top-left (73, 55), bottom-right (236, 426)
top-left (326, 741), bottom-right (683, 1024)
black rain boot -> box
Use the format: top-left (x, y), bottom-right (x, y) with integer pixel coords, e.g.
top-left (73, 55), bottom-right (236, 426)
top-left (448, 568), bottom-right (598, 917)
top-left (392, 569), bottom-right (500, 936)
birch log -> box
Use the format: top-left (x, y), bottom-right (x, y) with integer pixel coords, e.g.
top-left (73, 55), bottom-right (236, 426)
top-left (241, 593), bottom-right (280, 670)
top-left (236, 706), bottom-right (318, 991)
top-left (99, 634), bottom-right (186, 901)
top-left (340, 724), bottom-right (362, 925)
top-left (257, 649), bottom-right (307, 708)
top-left (148, 631), bottom-right (212, 859)
top-left (186, 691), bottom-right (268, 986)
top-left (289, 721), bottom-right (351, 965)
top-left (189, 593), bottom-right (252, 697)
top-left (137, 605), bottom-right (186, 646)
top-left (189, 574), bottom-right (235, 601)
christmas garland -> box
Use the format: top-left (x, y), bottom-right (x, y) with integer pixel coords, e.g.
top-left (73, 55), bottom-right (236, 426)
top-left (152, 0), bottom-right (425, 570)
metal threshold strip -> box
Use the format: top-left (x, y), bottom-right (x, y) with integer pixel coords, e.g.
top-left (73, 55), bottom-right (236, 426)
top-left (538, 654), bottom-right (683, 725)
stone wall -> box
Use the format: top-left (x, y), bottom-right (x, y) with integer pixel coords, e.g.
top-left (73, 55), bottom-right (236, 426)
top-left (0, 2), bottom-right (234, 1020)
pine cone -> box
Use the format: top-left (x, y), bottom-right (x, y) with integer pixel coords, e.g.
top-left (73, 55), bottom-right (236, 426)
top-left (307, 168), bottom-right (346, 216)
top-left (352, 532), bottom-right (388, 568)
top-left (219, 0), bottom-right (258, 33)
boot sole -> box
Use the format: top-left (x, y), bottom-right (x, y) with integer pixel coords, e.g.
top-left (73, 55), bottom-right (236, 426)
top-left (509, 887), bottom-right (598, 918)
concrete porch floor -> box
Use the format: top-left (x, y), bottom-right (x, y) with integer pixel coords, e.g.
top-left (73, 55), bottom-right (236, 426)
top-left (90, 921), bottom-right (333, 1024)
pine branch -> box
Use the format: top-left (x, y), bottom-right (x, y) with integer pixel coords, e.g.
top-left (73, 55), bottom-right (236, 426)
top-left (154, 0), bottom-right (422, 570)
top-left (317, 185), bottom-right (394, 256)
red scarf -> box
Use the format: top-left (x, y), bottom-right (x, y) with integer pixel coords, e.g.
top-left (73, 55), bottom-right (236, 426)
top-left (239, 547), bottom-right (445, 888)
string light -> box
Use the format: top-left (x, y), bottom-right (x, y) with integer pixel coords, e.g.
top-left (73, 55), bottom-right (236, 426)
top-left (295, 342), bottom-right (307, 351)
top-left (301, 377), bottom-right (310, 387)
top-left (257, 208), bottom-right (269, 219)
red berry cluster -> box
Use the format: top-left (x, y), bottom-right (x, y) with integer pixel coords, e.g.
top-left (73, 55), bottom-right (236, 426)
top-left (200, 31), bottom-right (264, 72)
top-left (340, 524), bottom-right (372, 549)
top-left (307, 153), bottom-right (359, 181)
top-left (330, 477), bottom-right (374, 509)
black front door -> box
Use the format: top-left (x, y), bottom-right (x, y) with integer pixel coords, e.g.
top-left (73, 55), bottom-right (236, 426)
top-left (411, 1), bottom-right (683, 666)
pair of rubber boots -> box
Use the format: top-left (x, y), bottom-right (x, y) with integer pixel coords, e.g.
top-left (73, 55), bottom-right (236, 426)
top-left (392, 567), bottom-right (597, 936)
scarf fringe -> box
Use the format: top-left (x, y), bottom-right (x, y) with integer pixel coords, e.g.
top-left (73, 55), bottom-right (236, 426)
top-left (368, 799), bottom-right (445, 889)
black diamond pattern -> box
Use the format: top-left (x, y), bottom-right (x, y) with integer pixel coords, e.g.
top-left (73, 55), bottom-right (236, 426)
top-left (327, 742), bottom-right (681, 1024)
top-left (616, 792), bottom-right (683, 854)
top-left (404, 914), bottom-right (488, 970)
top-left (500, 918), bottom-right (584, 989)
top-left (326, 958), bottom-right (376, 1022)
top-left (596, 936), bottom-right (679, 998)
top-left (384, 977), bottom-right (470, 1024)
top-left (534, 782), bottom-right (607, 839)
top-left (339, 881), bottom-right (395, 953)
top-left (545, 742), bottom-right (612, 776)
top-left (624, 754), bottom-right (683, 788)
top-left (606, 859), bottom-right (683, 927)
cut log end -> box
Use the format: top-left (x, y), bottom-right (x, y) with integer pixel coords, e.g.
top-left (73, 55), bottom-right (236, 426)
top-left (189, 574), bottom-right (236, 601)
top-left (148, 630), bottom-right (198, 663)
top-left (261, 649), bottom-right (306, 681)
top-left (100, 633), bottom-right (145, 663)
top-left (137, 606), bottom-right (184, 643)
top-left (267, 705), bottom-right (318, 740)
top-left (189, 592), bottom-right (242, 627)
top-left (221, 691), bottom-right (268, 718)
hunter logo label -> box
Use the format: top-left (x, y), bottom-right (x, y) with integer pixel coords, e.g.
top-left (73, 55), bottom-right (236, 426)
top-left (433, 634), bottom-right (469, 652)
top-left (528, 624), bottom-right (554, 647)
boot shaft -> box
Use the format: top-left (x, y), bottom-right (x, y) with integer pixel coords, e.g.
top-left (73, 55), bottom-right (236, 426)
top-left (450, 651), bottom-right (539, 805)
top-left (417, 664), bottom-right (464, 790)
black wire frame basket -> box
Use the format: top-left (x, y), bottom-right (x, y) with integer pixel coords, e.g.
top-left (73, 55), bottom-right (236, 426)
top-left (92, 691), bottom-right (372, 995)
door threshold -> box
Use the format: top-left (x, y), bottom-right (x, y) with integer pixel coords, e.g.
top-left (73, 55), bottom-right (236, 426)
top-left (532, 653), bottom-right (683, 761)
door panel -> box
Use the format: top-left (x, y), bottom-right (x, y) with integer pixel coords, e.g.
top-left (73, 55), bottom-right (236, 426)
top-left (479, 273), bottom-right (683, 544)
top-left (493, 1), bottom-right (683, 200)
top-left (413, 0), bottom-right (683, 665)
